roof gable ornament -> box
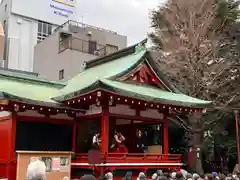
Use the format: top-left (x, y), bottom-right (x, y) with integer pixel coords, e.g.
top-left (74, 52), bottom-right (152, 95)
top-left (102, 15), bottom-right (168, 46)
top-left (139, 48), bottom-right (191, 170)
top-left (134, 41), bottom-right (146, 54)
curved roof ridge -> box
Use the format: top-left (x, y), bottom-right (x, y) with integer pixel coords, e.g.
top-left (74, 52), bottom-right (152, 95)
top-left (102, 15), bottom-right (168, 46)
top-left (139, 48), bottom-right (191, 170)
top-left (85, 39), bottom-right (147, 69)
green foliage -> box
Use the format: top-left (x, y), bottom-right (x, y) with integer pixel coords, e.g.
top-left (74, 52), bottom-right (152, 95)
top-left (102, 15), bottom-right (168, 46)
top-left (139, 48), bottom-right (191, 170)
top-left (214, 0), bottom-right (240, 31)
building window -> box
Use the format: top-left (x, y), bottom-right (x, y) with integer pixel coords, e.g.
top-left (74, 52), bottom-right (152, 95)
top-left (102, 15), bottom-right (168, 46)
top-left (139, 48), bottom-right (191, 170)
top-left (4, 4), bottom-right (7, 12)
top-left (59, 32), bottom-right (72, 52)
top-left (88, 40), bottom-right (97, 54)
top-left (37, 21), bottom-right (52, 43)
top-left (59, 69), bottom-right (64, 80)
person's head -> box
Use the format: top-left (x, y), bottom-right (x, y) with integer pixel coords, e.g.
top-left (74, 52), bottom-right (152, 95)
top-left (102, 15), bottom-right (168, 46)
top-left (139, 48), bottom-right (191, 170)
top-left (199, 174), bottom-right (205, 180)
top-left (138, 172), bottom-right (146, 180)
top-left (80, 175), bottom-right (96, 180)
top-left (180, 169), bottom-right (188, 179)
top-left (218, 174), bottom-right (226, 180)
top-left (138, 130), bottom-right (142, 137)
top-left (206, 174), bottom-right (213, 180)
top-left (176, 171), bottom-right (183, 179)
top-left (186, 173), bottom-right (193, 180)
top-left (157, 170), bottom-right (164, 177)
top-left (125, 171), bottom-right (132, 180)
top-left (27, 160), bottom-right (46, 180)
top-left (212, 172), bottom-right (217, 178)
top-left (172, 172), bottom-right (177, 179)
top-left (105, 172), bottom-right (113, 180)
top-left (152, 173), bottom-right (158, 180)
top-left (193, 173), bottom-right (200, 180)
top-left (163, 172), bottom-right (170, 179)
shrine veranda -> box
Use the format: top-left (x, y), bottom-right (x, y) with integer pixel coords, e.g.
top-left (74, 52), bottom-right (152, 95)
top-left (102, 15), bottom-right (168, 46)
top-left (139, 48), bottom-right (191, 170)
top-left (0, 39), bottom-right (211, 179)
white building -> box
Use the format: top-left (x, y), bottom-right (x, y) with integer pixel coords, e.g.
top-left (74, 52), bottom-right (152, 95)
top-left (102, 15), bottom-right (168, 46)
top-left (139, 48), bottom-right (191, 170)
top-left (0, 0), bottom-right (78, 71)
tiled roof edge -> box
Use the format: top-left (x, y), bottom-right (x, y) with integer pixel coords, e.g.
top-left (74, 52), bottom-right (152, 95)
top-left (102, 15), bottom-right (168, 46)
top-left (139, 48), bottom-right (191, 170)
top-left (0, 72), bottom-right (66, 88)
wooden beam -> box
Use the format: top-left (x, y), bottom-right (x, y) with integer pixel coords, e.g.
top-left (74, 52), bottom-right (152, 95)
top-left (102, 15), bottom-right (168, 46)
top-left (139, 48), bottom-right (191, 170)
top-left (109, 113), bottom-right (164, 122)
top-left (16, 115), bottom-right (74, 124)
top-left (78, 113), bottom-right (102, 119)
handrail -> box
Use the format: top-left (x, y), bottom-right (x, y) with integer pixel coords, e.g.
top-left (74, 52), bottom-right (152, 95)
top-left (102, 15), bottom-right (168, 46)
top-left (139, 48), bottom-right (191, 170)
top-left (75, 153), bottom-right (181, 156)
top-left (54, 20), bottom-right (117, 34)
top-left (75, 153), bottom-right (182, 160)
top-left (59, 37), bottom-right (106, 55)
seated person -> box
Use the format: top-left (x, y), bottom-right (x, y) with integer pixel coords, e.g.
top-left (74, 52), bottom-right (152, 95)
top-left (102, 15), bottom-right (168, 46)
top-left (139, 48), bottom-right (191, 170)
top-left (92, 132), bottom-right (101, 149)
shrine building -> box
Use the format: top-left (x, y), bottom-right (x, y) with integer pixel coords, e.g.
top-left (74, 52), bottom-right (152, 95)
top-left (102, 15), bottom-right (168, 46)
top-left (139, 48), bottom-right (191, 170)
top-left (0, 39), bottom-right (211, 179)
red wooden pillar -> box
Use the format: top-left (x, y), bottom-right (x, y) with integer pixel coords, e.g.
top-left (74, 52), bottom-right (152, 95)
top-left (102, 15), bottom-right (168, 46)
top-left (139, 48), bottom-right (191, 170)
top-left (7, 112), bottom-right (17, 180)
top-left (72, 119), bottom-right (77, 153)
top-left (101, 106), bottom-right (109, 156)
top-left (163, 119), bottom-right (168, 155)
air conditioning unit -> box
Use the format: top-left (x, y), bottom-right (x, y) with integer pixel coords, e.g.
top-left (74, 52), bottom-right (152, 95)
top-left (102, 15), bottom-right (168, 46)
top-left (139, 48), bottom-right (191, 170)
top-left (94, 50), bottom-right (101, 56)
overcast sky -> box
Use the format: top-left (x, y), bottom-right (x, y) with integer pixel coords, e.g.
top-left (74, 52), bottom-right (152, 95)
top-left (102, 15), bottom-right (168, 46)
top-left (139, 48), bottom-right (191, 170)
top-left (75, 0), bottom-right (163, 45)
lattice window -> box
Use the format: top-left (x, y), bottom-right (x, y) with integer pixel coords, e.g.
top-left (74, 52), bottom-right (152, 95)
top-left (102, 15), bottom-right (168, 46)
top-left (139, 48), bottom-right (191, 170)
top-left (37, 21), bottom-right (52, 43)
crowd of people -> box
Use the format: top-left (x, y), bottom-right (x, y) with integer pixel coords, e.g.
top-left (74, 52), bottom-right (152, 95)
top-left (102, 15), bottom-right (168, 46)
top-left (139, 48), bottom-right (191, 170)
top-left (82, 170), bottom-right (240, 180)
top-left (26, 159), bottom-right (240, 180)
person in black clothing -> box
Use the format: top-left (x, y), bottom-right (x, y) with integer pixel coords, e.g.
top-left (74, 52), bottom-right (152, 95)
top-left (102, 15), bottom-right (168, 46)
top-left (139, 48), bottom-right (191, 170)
top-left (136, 129), bottom-right (146, 153)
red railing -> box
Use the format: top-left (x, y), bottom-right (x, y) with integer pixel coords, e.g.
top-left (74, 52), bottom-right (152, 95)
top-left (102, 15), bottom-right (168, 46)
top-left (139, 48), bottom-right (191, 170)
top-left (72, 154), bottom-right (182, 178)
top-left (73, 153), bottom-right (182, 163)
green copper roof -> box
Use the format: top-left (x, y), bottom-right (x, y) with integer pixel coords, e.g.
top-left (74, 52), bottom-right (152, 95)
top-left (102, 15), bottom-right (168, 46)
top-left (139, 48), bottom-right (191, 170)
top-left (0, 69), bottom-right (66, 87)
top-left (0, 40), bottom-right (212, 109)
top-left (0, 78), bottom-right (58, 102)
top-left (54, 48), bottom-right (147, 100)
top-left (100, 79), bottom-right (211, 107)
top-left (0, 71), bottom-right (63, 103)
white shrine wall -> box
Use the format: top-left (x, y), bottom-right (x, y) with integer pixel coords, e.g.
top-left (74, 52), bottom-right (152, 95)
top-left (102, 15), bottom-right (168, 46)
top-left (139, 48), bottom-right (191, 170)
top-left (110, 104), bottom-right (164, 120)
top-left (140, 109), bottom-right (164, 119)
top-left (85, 105), bottom-right (102, 115)
top-left (109, 104), bottom-right (135, 115)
